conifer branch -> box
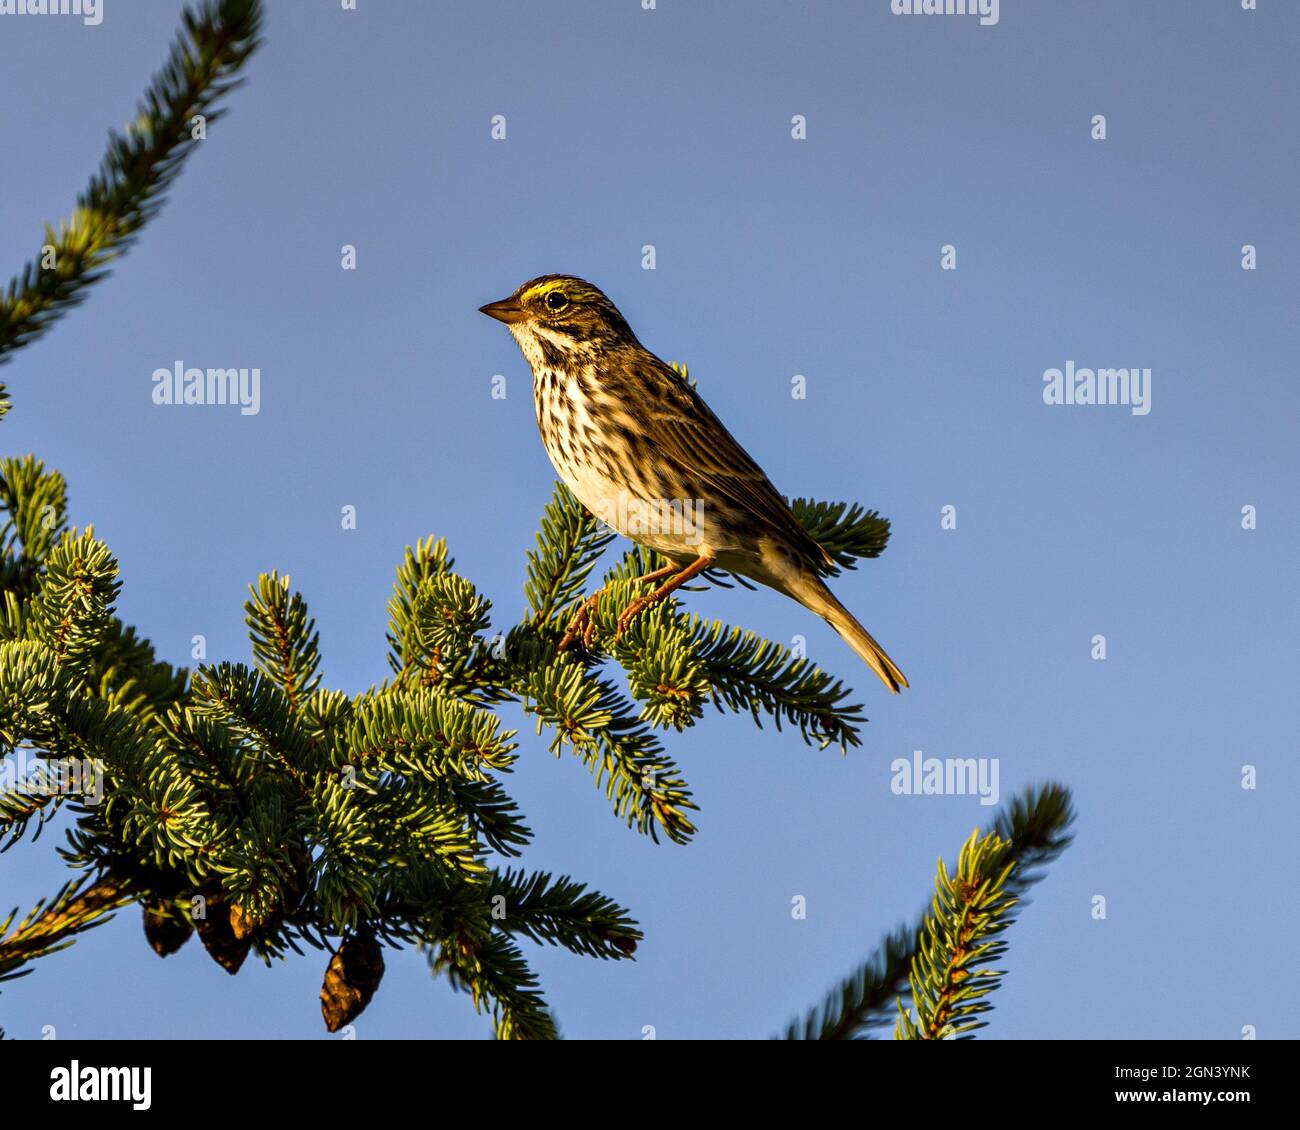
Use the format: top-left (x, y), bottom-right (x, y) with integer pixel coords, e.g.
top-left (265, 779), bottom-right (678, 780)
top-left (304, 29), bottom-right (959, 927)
top-left (386, 537), bottom-right (451, 678)
top-left (28, 530), bottom-right (120, 677)
top-left (894, 829), bottom-right (1018, 1039)
top-left (562, 674), bottom-right (698, 844)
top-left (525, 483), bottom-right (616, 625)
top-left (788, 498), bottom-right (892, 573)
top-left (783, 783), bottom-right (1075, 1039)
top-left (0, 872), bottom-right (132, 980)
top-left (0, 0), bottom-right (264, 366)
top-left (783, 923), bottom-right (919, 1041)
top-left (0, 457), bottom-right (67, 572)
top-left (86, 620), bottom-right (189, 724)
top-left (485, 869), bottom-right (641, 959)
top-left (0, 785), bottom-right (62, 854)
top-left (0, 535), bottom-right (642, 1030)
top-left (433, 930), bottom-right (558, 1042)
top-left (245, 574), bottom-right (322, 714)
top-left (688, 617), bottom-right (867, 750)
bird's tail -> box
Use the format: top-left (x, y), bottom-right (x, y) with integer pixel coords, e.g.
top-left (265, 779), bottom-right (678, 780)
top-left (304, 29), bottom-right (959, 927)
top-left (791, 576), bottom-right (908, 694)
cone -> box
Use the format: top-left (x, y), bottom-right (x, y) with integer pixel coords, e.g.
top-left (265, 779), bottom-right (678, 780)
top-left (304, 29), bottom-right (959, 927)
top-left (321, 933), bottom-right (385, 1033)
top-left (195, 895), bottom-right (252, 975)
top-left (142, 899), bottom-right (193, 957)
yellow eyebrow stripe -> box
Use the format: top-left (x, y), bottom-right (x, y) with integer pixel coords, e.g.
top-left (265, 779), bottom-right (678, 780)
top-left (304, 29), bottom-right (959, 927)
top-left (521, 281), bottom-right (565, 303)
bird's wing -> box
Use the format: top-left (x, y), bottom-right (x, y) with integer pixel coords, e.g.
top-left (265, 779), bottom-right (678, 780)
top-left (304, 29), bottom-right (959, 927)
top-left (642, 359), bottom-right (833, 571)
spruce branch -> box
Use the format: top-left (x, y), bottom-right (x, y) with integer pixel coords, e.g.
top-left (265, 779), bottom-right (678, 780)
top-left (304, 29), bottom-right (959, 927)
top-left (540, 506), bottom-right (874, 751)
top-left (0, 784), bottom-right (62, 854)
top-left (688, 616), bottom-right (867, 750)
top-left (432, 929), bottom-right (557, 1042)
top-left (189, 662), bottom-right (320, 775)
top-left (783, 783), bottom-right (1075, 1039)
top-left (0, 0), bottom-right (264, 366)
top-left (782, 923), bottom-right (919, 1041)
top-left (788, 498), bottom-right (892, 573)
top-left (442, 778), bottom-right (532, 859)
top-left (525, 483), bottom-right (616, 625)
top-left (569, 675), bottom-right (698, 844)
top-left (245, 573), bottom-right (322, 713)
top-left (485, 869), bottom-right (642, 959)
top-left (503, 482), bottom-right (888, 838)
top-left (345, 685), bottom-right (517, 778)
top-left (0, 872), bottom-right (132, 981)
top-left (0, 456), bottom-right (67, 571)
top-left (0, 475), bottom-right (917, 1030)
top-left (0, 640), bottom-right (63, 752)
top-left (415, 574), bottom-right (494, 660)
top-left (989, 781), bottom-right (1077, 898)
top-left (62, 696), bottom-right (219, 873)
top-left (894, 828), bottom-right (1018, 1040)
top-left (386, 536), bottom-right (453, 681)
top-left (512, 645), bottom-right (698, 844)
top-left (27, 529), bottom-right (120, 679)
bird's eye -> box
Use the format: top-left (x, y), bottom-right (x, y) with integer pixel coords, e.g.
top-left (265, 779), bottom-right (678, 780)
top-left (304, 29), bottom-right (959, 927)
top-left (545, 291), bottom-right (568, 312)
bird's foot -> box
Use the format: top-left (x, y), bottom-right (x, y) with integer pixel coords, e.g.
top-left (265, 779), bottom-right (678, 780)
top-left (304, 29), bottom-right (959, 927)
top-left (614, 594), bottom-right (656, 640)
top-left (558, 590), bottom-right (603, 652)
top-left (613, 554), bottom-right (716, 641)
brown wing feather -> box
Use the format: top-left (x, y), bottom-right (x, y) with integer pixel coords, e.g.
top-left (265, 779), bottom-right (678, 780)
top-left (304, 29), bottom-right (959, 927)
top-left (639, 358), bottom-right (832, 571)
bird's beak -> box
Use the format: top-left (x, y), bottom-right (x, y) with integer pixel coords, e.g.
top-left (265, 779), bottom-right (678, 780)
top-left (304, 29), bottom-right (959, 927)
top-left (478, 297), bottom-right (527, 325)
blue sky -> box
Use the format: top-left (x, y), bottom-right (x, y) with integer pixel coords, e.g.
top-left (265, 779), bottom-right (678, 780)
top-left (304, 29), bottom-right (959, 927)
top-left (2, 0), bottom-right (1296, 1039)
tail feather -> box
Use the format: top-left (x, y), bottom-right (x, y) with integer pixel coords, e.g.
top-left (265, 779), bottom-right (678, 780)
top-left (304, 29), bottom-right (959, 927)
top-left (791, 577), bottom-right (908, 694)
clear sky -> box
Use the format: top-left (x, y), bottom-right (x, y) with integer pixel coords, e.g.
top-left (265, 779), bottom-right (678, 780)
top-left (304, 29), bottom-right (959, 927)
top-left (2, 0), bottom-right (1296, 1040)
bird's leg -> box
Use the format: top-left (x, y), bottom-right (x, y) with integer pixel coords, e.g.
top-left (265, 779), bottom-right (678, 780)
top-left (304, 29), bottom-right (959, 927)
top-left (615, 554), bottom-right (715, 639)
top-left (581, 591), bottom-right (601, 650)
top-left (633, 562), bottom-right (679, 586)
top-left (557, 562), bottom-right (678, 652)
top-left (558, 590), bottom-right (603, 652)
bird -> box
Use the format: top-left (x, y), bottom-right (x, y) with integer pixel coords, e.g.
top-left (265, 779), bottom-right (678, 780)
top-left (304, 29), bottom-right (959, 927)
top-left (479, 275), bottom-right (908, 693)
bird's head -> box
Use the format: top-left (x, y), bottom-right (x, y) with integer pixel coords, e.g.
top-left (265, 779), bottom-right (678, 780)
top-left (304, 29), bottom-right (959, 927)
top-left (479, 275), bottom-right (636, 368)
